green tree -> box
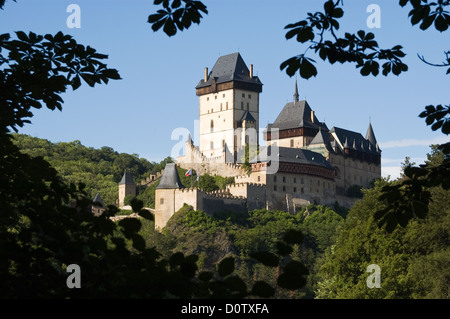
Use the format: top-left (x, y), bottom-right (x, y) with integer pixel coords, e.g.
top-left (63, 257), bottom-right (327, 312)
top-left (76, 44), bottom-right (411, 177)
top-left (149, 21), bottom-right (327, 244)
top-left (317, 147), bottom-right (450, 298)
top-left (199, 173), bottom-right (219, 192)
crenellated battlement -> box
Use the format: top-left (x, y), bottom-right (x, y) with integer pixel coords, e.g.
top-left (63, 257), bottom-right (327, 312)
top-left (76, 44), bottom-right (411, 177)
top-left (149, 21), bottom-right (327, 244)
top-left (226, 182), bottom-right (265, 189)
top-left (203, 191), bottom-right (245, 200)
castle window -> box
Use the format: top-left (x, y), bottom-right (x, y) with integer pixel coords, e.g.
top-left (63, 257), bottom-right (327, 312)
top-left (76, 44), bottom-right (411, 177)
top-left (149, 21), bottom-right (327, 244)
top-left (282, 176), bottom-right (286, 183)
top-left (160, 198), bottom-right (164, 205)
top-left (294, 187), bottom-right (297, 193)
top-left (223, 94), bottom-right (225, 98)
top-left (210, 120), bottom-right (214, 132)
top-left (290, 139), bottom-right (294, 147)
top-left (215, 95), bottom-right (217, 100)
top-left (301, 188), bottom-right (304, 194)
top-left (226, 102), bottom-right (228, 109)
top-left (274, 185), bottom-right (277, 191)
top-left (242, 93), bottom-right (245, 98)
top-left (222, 140), bottom-right (225, 147)
top-left (207, 97), bottom-right (209, 101)
top-left (282, 186), bottom-right (286, 192)
top-left (210, 141), bottom-right (214, 149)
top-left (257, 176), bottom-right (260, 182)
top-left (220, 103), bottom-right (222, 111)
top-left (274, 176), bottom-right (277, 182)
top-left (301, 178), bottom-right (304, 184)
top-left (248, 94), bottom-right (251, 99)
top-left (294, 178), bottom-right (297, 183)
top-left (211, 108), bottom-right (213, 113)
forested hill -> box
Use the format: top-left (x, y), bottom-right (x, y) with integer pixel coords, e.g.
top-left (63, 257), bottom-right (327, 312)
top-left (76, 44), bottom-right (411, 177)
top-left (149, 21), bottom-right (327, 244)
top-left (11, 133), bottom-right (172, 205)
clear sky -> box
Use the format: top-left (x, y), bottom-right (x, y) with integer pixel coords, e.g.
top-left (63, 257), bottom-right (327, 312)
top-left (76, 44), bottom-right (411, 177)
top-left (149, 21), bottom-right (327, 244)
top-left (1, 0), bottom-right (449, 179)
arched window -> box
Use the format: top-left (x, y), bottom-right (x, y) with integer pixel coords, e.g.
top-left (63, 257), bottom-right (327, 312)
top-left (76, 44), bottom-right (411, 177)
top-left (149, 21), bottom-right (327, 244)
top-left (210, 120), bottom-right (214, 132)
top-left (335, 166), bottom-right (341, 178)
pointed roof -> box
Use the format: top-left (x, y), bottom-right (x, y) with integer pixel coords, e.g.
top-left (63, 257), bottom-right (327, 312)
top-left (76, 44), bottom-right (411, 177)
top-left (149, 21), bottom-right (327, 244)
top-left (92, 193), bottom-right (105, 207)
top-left (240, 110), bottom-right (256, 122)
top-left (343, 137), bottom-right (350, 149)
top-left (119, 171), bottom-right (135, 185)
top-left (365, 123), bottom-right (378, 146)
top-left (156, 163), bottom-right (185, 189)
top-left (376, 143), bottom-right (381, 153)
top-left (331, 126), bottom-right (375, 153)
top-left (268, 100), bottom-right (328, 131)
top-left (330, 139), bottom-right (343, 154)
top-left (309, 128), bottom-right (334, 152)
top-left (293, 79), bottom-right (299, 102)
top-left (310, 127), bottom-right (328, 145)
top-left (196, 53), bottom-right (263, 89)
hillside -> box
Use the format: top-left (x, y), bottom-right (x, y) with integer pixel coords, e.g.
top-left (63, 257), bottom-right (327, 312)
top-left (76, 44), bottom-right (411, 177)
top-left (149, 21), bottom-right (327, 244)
top-left (11, 133), bottom-right (171, 205)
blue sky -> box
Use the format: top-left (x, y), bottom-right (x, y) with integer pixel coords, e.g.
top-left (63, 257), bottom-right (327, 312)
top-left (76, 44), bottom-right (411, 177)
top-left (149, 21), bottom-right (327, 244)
top-left (1, 0), bottom-right (449, 179)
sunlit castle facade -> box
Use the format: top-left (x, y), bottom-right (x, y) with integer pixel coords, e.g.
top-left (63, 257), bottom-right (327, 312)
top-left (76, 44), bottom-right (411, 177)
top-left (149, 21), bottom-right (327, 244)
top-left (151, 52), bottom-right (381, 229)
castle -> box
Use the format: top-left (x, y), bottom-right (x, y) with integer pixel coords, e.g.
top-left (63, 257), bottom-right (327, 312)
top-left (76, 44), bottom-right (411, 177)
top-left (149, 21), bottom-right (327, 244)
top-left (118, 53), bottom-right (381, 229)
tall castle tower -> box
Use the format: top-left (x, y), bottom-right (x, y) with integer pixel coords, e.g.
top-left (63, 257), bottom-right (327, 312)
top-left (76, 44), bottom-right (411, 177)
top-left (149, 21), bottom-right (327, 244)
top-left (195, 53), bottom-right (263, 161)
top-left (118, 171), bottom-right (136, 207)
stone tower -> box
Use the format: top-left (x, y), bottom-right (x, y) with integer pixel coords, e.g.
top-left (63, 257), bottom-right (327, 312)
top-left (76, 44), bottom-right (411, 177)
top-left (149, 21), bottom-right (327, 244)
top-left (118, 171), bottom-right (136, 207)
top-left (195, 53), bottom-right (263, 161)
top-left (155, 163), bottom-right (185, 229)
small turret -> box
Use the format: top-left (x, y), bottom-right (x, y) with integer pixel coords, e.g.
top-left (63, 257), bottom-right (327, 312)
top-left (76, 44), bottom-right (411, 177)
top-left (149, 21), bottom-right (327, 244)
top-left (118, 171), bottom-right (136, 207)
top-left (365, 122), bottom-right (378, 146)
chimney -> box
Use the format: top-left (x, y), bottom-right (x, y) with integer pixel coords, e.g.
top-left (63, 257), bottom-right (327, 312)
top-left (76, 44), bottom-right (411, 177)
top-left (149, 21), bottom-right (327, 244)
top-left (311, 110), bottom-right (315, 123)
top-left (249, 64), bottom-right (253, 78)
top-left (204, 67), bottom-right (208, 82)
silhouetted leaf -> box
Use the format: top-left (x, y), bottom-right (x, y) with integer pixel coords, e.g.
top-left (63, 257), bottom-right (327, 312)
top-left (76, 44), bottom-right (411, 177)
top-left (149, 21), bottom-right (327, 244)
top-left (283, 229), bottom-right (304, 245)
top-left (276, 241), bottom-right (293, 256)
top-left (224, 276), bottom-right (247, 296)
top-left (435, 15), bottom-right (448, 32)
top-left (180, 261), bottom-right (197, 278)
top-left (199, 271), bottom-right (213, 282)
top-left (218, 257), bottom-right (234, 277)
top-left (138, 209), bottom-right (154, 221)
top-left (251, 281), bottom-right (275, 298)
top-left (131, 234), bottom-right (146, 251)
top-left (169, 252), bottom-right (184, 267)
top-left (284, 260), bottom-right (309, 276)
top-left (130, 197), bottom-right (144, 213)
top-left (118, 217), bottom-right (142, 236)
top-left (250, 251), bottom-right (279, 267)
top-left (277, 272), bottom-right (307, 290)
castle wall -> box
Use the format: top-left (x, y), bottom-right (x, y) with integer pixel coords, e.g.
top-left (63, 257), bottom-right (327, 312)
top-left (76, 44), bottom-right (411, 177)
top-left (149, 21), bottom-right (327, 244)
top-left (329, 153), bottom-right (381, 193)
top-left (263, 169), bottom-right (336, 212)
top-left (155, 186), bottom-right (250, 229)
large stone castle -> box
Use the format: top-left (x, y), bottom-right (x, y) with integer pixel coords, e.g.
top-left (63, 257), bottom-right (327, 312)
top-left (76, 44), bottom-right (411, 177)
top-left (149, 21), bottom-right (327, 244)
top-left (120, 53), bottom-right (381, 229)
